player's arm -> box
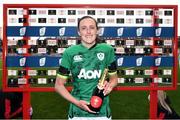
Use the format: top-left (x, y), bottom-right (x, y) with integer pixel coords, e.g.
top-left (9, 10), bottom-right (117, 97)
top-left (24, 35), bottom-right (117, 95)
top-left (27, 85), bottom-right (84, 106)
top-left (55, 66), bottom-right (95, 113)
top-left (103, 61), bottom-right (118, 96)
top-left (55, 73), bottom-right (78, 106)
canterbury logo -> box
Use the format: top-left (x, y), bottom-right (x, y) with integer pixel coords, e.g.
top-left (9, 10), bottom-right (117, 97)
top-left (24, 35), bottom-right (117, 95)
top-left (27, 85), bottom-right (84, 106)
top-left (73, 55), bottom-right (83, 62)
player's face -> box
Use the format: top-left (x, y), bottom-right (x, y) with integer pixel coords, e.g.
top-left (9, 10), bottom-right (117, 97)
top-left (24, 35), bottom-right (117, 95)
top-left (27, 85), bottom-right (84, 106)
top-left (78, 18), bottom-right (98, 48)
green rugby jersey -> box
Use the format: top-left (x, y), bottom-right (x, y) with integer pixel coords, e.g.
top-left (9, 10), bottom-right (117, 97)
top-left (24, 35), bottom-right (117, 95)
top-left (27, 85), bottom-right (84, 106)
top-left (57, 43), bottom-right (116, 118)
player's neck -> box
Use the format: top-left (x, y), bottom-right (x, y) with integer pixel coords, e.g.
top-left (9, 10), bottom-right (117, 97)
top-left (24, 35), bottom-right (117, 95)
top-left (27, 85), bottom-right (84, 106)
top-left (81, 41), bottom-right (96, 49)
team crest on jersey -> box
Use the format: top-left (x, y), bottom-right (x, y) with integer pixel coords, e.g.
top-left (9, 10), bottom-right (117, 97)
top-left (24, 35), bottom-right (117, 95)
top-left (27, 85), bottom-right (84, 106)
top-left (97, 53), bottom-right (104, 61)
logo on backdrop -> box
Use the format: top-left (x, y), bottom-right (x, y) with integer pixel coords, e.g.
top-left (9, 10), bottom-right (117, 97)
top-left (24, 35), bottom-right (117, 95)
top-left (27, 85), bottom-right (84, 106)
top-left (59, 27), bottom-right (65, 36)
top-left (98, 27), bottom-right (104, 36)
top-left (155, 27), bottom-right (162, 36)
top-left (59, 58), bottom-right (62, 65)
top-left (19, 27), bottom-right (26, 36)
top-left (39, 27), bottom-right (46, 36)
top-left (19, 57), bottom-right (26, 66)
top-left (136, 57), bottom-right (142, 66)
top-left (136, 27), bottom-right (143, 36)
top-left (155, 57), bottom-right (161, 66)
top-left (117, 57), bottom-right (124, 66)
top-left (39, 57), bottom-right (46, 66)
top-left (117, 27), bottom-right (124, 36)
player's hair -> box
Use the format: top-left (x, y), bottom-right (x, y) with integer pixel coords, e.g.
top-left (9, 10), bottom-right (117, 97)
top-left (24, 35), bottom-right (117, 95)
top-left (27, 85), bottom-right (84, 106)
top-left (157, 90), bottom-right (172, 114)
top-left (77, 16), bottom-right (98, 31)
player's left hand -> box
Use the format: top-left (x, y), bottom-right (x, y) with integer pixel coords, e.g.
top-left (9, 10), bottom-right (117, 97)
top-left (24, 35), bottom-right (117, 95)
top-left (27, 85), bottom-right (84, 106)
top-left (103, 81), bottom-right (113, 96)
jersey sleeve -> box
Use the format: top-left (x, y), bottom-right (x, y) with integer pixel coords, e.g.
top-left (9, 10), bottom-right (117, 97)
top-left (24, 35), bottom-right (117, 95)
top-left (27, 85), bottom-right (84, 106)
top-left (107, 47), bottom-right (117, 76)
top-left (57, 50), bottom-right (71, 80)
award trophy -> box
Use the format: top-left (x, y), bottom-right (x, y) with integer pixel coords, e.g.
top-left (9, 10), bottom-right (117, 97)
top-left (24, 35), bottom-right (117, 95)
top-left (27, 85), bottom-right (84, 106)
top-left (88, 69), bottom-right (108, 112)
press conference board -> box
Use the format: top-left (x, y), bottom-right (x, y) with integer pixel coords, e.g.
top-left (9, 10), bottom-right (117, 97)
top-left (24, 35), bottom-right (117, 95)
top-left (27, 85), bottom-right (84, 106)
top-left (3, 4), bottom-right (178, 91)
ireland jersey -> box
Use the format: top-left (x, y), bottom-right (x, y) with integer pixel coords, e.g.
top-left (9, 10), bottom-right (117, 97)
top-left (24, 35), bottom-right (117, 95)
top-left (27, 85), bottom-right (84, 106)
top-left (58, 43), bottom-right (116, 118)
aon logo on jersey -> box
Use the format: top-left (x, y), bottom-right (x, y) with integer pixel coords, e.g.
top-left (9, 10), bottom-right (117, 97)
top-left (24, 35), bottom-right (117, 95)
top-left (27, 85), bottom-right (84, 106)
top-left (78, 69), bottom-right (102, 79)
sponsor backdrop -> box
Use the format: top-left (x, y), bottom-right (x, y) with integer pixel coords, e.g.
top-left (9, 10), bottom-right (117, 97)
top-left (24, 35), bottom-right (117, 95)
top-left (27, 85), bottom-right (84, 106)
top-left (1, 2), bottom-right (179, 119)
top-left (3, 5), bottom-right (178, 90)
top-left (0, 0), bottom-right (179, 36)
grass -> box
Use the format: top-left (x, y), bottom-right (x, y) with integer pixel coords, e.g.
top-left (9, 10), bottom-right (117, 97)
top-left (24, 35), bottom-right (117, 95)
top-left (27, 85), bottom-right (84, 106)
top-left (31, 92), bottom-right (69, 119)
top-left (0, 59), bottom-right (180, 119)
top-left (30, 88), bottom-right (180, 119)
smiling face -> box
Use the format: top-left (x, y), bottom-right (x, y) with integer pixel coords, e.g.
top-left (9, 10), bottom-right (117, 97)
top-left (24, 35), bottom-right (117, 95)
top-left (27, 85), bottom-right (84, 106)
top-left (78, 17), bottom-right (98, 48)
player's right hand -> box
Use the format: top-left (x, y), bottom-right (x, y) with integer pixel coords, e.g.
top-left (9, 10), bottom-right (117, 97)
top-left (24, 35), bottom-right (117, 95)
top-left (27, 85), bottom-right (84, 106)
top-left (77, 100), bottom-right (97, 113)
